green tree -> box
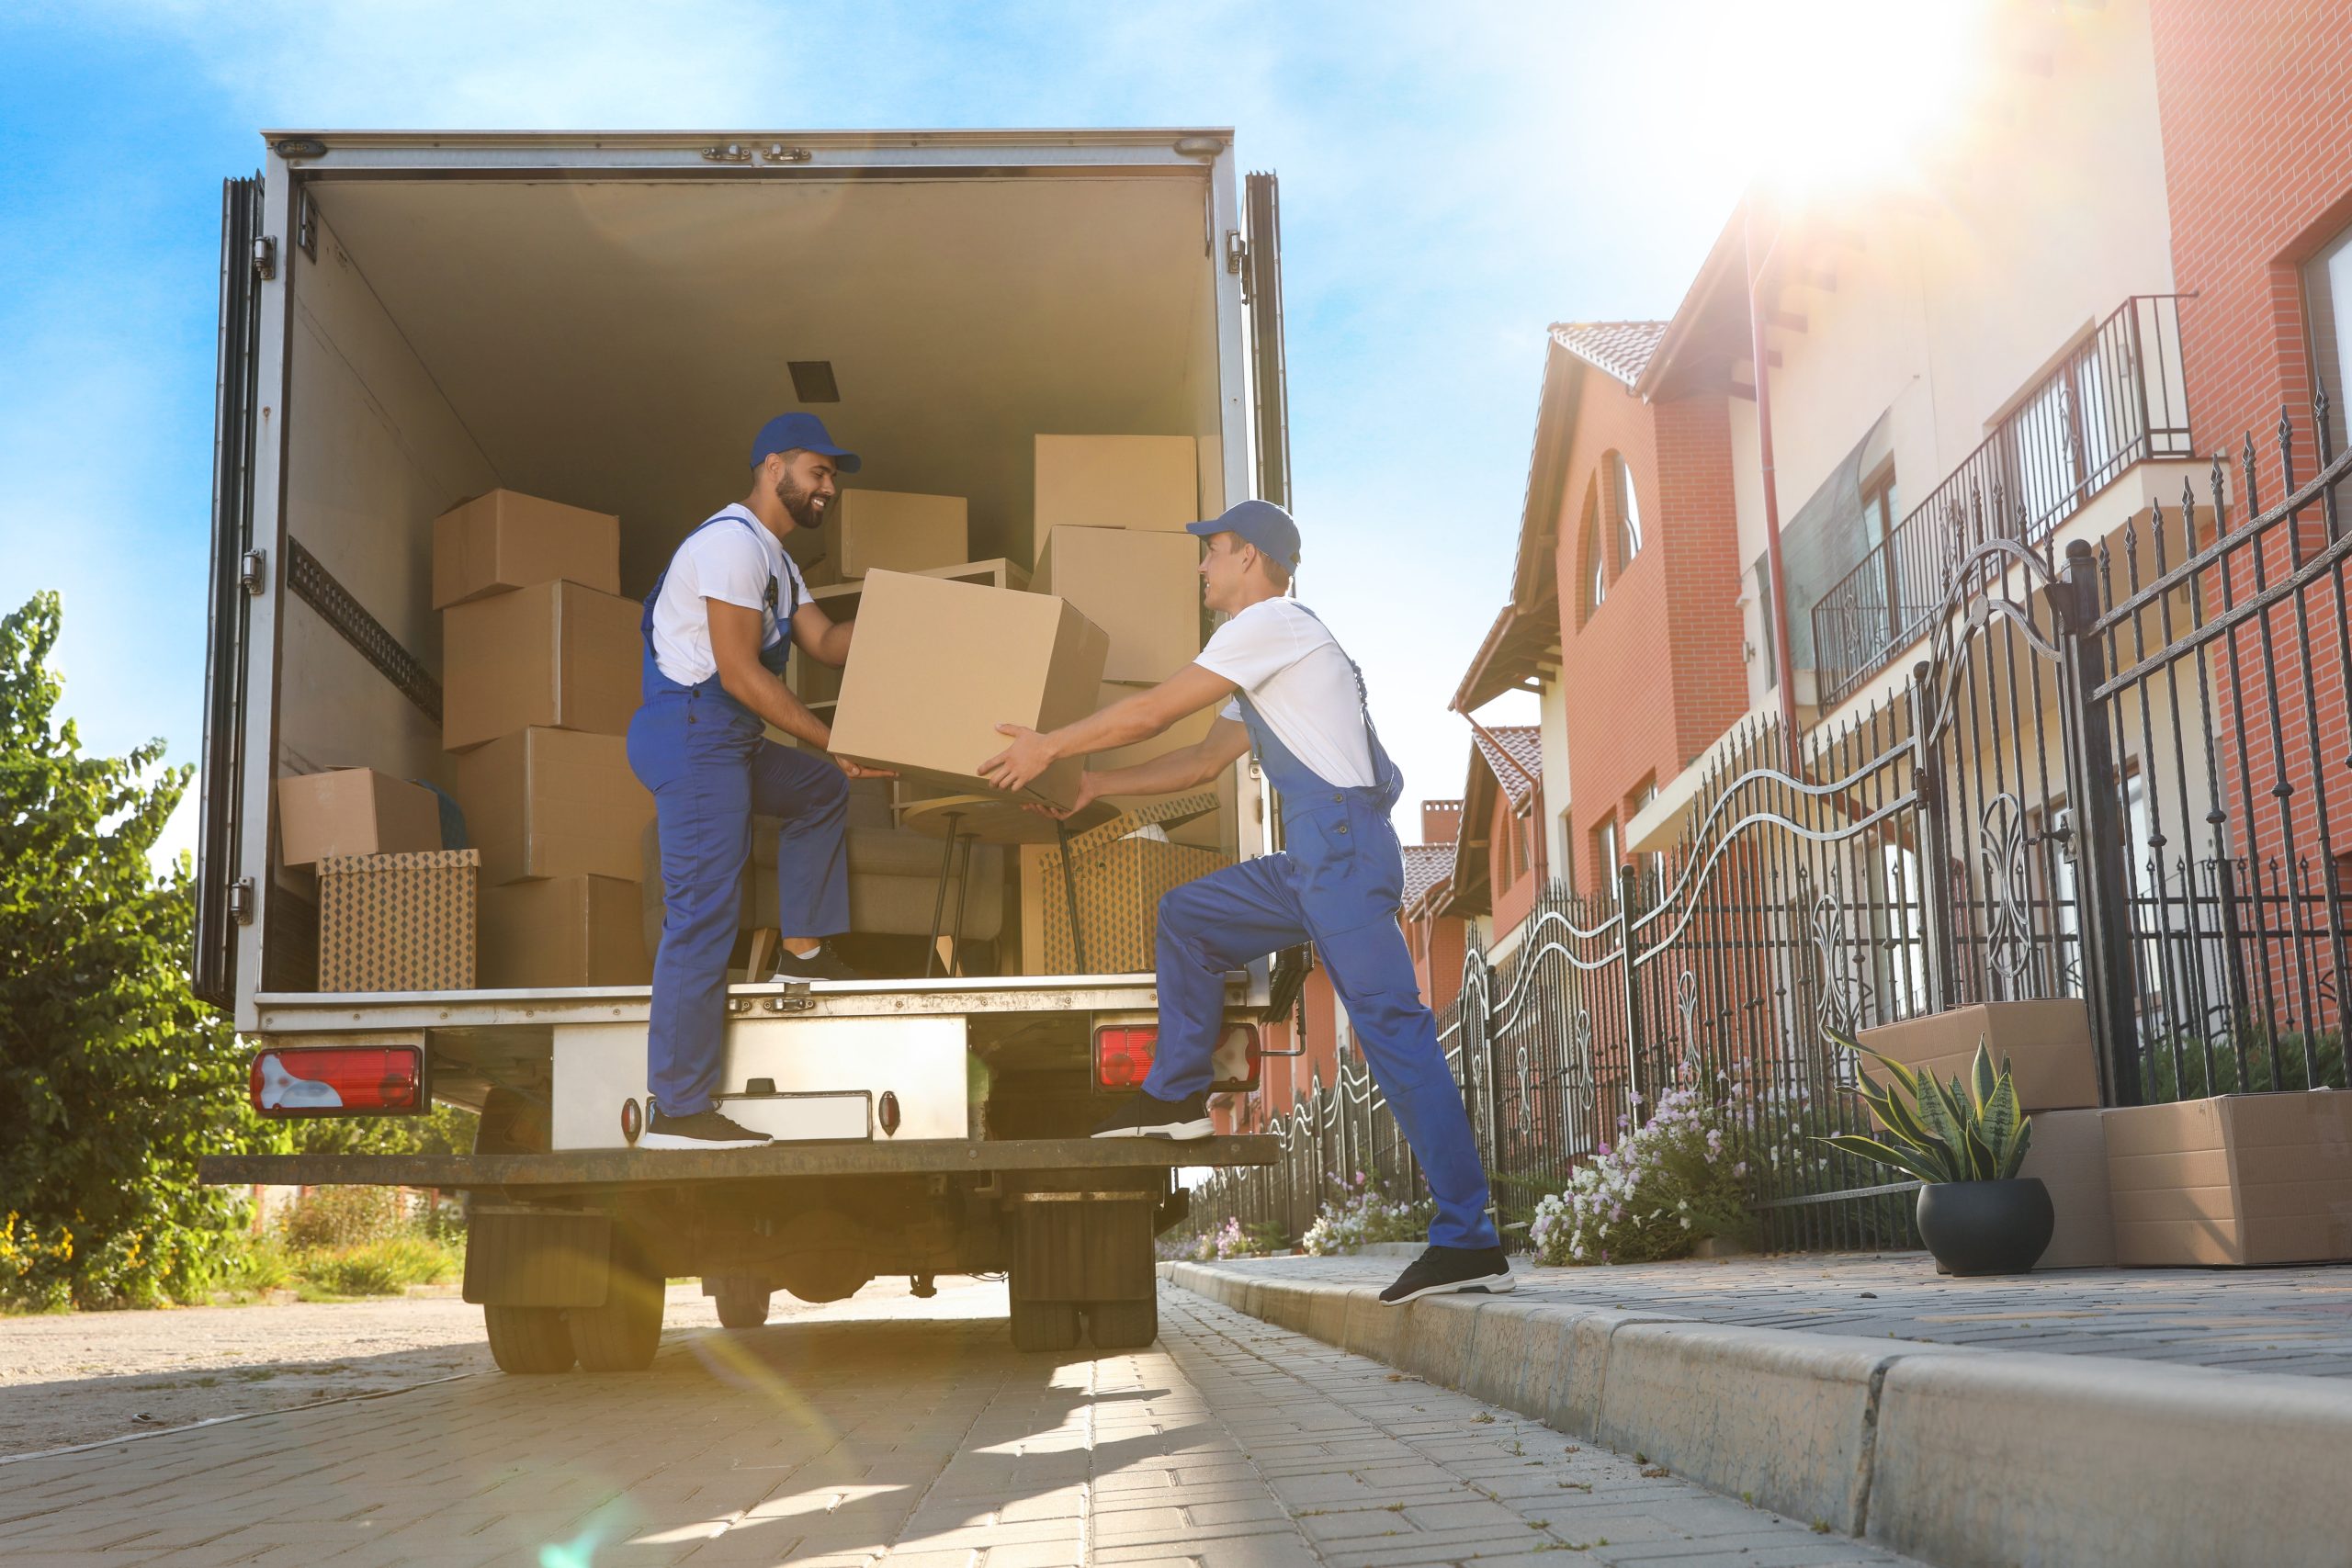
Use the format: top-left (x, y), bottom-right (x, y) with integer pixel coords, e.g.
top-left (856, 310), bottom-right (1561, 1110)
top-left (0, 592), bottom-right (283, 1308)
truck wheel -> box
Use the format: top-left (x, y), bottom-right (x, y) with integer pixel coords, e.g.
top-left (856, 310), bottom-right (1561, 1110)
top-left (571, 1247), bottom-right (664, 1372)
top-left (714, 1280), bottom-right (771, 1329)
top-left (483, 1305), bottom-right (574, 1373)
top-left (1085, 1297), bottom-right (1158, 1351)
top-left (1008, 1297), bottom-right (1080, 1353)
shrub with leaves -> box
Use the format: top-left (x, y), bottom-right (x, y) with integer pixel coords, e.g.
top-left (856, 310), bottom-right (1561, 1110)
top-left (1820, 1030), bottom-right (2032, 1184)
top-left (0, 593), bottom-right (287, 1309)
top-left (1526, 1085), bottom-right (1773, 1266)
top-left (1301, 1172), bottom-right (1429, 1255)
top-left (1189, 1215), bottom-right (1284, 1261)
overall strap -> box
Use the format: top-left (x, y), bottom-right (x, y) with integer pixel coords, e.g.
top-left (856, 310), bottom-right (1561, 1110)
top-left (1285, 602), bottom-right (1384, 759)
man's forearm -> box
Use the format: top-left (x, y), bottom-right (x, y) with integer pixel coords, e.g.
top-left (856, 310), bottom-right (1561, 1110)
top-left (1041, 692), bottom-right (1170, 764)
top-left (720, 665), bottom-right (830, 748)
top-left (1087, 743), bottom-right (1223, 799)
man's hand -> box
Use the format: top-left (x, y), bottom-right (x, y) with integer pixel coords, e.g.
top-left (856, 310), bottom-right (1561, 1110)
top-left (1023, 771), bottom-right (1102, 820)
top-left (832, 755), bottom-right (894, 780)
top-left (979, 724), bottom-right (1060, 794)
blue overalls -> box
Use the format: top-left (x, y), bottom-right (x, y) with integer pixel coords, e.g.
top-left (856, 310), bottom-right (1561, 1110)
top-left (1146, 621), bottom-right (1499, 1251)
top-left (626, 509), bottom-right (850, 1118)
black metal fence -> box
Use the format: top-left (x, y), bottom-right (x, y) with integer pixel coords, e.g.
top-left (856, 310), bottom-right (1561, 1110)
top-left (1188, 409), bottom-right (2352, 1256)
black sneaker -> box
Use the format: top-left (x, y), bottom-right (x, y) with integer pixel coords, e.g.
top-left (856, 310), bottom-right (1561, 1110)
top-left (638, 1106), bottom-right (774, 1151)
top-left (1379, 1245), bottom-right (1516, 1305)
top-left (769, 944), bottom-right (865, 983)
top-left (1089, 1089), bottom-right (1213, 1141)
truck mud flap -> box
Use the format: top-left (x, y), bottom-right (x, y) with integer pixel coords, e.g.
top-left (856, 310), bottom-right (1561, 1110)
top-left (1011, 1191), bottom-right (1156, 1304)
top-left (462, 1207), bottom-right (610, 1308)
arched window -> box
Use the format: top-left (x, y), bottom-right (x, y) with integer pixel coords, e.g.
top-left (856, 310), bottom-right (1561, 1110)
top-left (1614, 453), bottom-right (1644, 565)
top-left (1586, 509), bottom-right (1607, 614)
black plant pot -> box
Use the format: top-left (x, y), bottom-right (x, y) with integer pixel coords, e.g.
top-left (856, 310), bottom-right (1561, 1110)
top-left (1915, 1179), bottom-right (2054, 1277)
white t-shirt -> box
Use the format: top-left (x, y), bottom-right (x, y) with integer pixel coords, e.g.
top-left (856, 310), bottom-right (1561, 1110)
top-left (1193, 599), bottom-right (1377, 788)
top-left (649, 505), bottom-right (808, 686)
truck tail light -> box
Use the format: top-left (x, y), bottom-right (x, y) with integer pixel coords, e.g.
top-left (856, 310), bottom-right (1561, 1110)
top-left (1210, 1022), bottom-right (1262, 1092)
top-left (1094, 1026), bottom-right (1157, 1089)
top-left (250, 1046), bottom-right (424, 1116)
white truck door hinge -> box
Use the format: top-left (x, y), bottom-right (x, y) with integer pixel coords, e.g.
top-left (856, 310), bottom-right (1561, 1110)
top-left (227, 879), bottom-right (256, 924)
top-left (240, 549), bottom-right (267, 595)
top-left (1225, 231), bottom-right (1248, 276)
top-left (252, 236), bottom-right (277, 281)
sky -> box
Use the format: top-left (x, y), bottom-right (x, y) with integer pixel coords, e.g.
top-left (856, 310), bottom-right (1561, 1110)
top-left (0, 0), bottom-right (1910, 871)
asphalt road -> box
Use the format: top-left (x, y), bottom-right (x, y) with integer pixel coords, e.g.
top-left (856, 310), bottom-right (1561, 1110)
top-left (0, 1279), bottom-right (1928, 1566)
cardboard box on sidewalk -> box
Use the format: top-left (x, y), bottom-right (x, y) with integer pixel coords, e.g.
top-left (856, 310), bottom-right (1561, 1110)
top-left (480, 874), bottom-right (650, 988)
top-left (818, 490), bottom-right (970, 581)
top-left (2105, 1091), bottom-right (2352, 1267)
top-left (1020, 794), bottom-right (1226, 975)
top-left (1856, 1000), bottom-right (2099, 1113)
top-left (317, 849), bottom-right (479, 992)
top-left (277, 768), bottom-right (444, 867)
top-left (442, 579), bottom-right (641, 752)
top-left (2018, 1108), bottom-right (2116, 1269)
top-left (1032, 435), bottom-right (1199, 559)
top-left (828, 570), bottom-right (1109, 807)
top-left (1034, 525), bottom-right (1204, 682)
top-left (432, 489), bottom-right (620, 609)
top-left (451, 727), bottom-right (654, 886)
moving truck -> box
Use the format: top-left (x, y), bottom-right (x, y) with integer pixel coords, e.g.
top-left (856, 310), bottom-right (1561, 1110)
top-left (193, 129), bottom-right (1297, 1371)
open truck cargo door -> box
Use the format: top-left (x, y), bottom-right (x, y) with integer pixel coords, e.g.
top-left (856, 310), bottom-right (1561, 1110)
top-left (193, 175), bottom-right (266, 1009)
top-left (1244, 170), bottom-right (1290, 508)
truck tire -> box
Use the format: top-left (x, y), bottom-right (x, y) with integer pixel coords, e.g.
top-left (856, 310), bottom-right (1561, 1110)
top-left (483, 1305), bottom-right (574, 1373)
top-left (714, 1280), bottom-right (771, 1329)
top-left (571, 1247), bottom-right (664, 1372)
top-left (1085, 1296), bottom-right (1158, 1350)
top-left (1008, 1297), bottom-right (1080, 1353)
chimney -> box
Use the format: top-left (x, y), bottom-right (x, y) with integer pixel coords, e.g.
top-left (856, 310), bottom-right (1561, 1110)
top-left (1420, 799), bottom-right (1464, 846)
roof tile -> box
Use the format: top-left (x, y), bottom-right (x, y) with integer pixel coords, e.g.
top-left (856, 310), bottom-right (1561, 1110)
top-left (1549, 320), bottom-right (1669, 389)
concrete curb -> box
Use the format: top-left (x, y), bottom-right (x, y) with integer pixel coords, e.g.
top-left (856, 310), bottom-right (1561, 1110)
top-left (1159, 1259), bottom-right (2352, 1568)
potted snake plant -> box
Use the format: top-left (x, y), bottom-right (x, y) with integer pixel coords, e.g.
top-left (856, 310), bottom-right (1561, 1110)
top-left (1821, 1028), bottom-right (2053, 1276)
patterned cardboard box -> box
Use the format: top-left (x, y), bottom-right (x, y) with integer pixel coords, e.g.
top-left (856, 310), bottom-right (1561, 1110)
top-left (318, 849), bottom-right (479, 992)
top-left (1023, 793), bottom-right (1225, 975)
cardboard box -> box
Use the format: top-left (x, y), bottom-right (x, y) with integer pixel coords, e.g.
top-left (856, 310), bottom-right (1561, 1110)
top-left (451, 727), bottom-right (654, 887)
top-left (432, 489), bottom-right (620, 609)
top-left (317, 849), bottom-right (478, 992)
top-left (828, 570), bottom-right (1109, 807)
top-left (1022, 795), bottom-right (1227, 974)
top-left (442, 580), bottom-right (641, 752)
top-left (2018, 1108), bottom-right (2115, 1269)
top-left (1032, 434), bottom-right (1199, 559)
top-left (2106, 1092), bottom-right (2352, 1267)
top-left (277, 768), bottom-right (443, 867)
top-left (819, 490), bottom-right (969, 581)
top-left (1035, 525), bottom-right (1204, 682)
top-left (1856, 1000), bottom-right (2098, 1113)
top-left (479, 874), bottom-right (650, 988)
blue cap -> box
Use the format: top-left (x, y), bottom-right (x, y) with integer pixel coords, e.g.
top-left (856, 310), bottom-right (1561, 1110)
top-left (1187, 498), bottom-right (1300, 569)
top-left (750, 412), bottom-right (861, 474)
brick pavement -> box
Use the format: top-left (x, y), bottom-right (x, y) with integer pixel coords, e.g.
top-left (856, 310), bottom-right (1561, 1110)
top-left (1200, 1252), bottom-right (2352, 1376)
top-left (0, 1279), bottom-right (1928, 1567)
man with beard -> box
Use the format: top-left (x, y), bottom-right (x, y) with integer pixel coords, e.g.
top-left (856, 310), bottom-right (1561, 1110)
top-left (627, 412), bottom-right (888, 1150)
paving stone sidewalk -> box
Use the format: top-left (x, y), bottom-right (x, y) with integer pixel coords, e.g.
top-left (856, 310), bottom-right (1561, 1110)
top-left (1214, 1251), bottom-right (2352, 1376)
top-left (0, 1279), bottom-right (1928, 1567)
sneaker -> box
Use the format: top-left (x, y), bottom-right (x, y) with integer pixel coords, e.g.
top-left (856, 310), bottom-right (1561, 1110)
top-left (769, 944), bottom-right (865, 983)
top-left (1089, 1089), bottom-right (1213, 1141)
top-left (638, 1106), bottom-right (774, 1151)
top-left (1378, 1245), bottom-right (1516, 1305)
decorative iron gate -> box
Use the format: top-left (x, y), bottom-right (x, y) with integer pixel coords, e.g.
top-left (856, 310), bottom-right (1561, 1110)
top-left (1189, 410), bottom-right (2352, 1253)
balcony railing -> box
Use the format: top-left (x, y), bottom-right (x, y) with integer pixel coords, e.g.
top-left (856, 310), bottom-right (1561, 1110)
top-left (1809, 294), bottom-right (2193, 708)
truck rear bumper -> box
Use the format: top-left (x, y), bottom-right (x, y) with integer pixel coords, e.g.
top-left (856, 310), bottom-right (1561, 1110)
top-left (198, 1134), bottom-right (1275, 1194)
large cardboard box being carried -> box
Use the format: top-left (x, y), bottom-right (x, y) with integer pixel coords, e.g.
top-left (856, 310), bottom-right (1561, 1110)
top-left (1035, 525), bottom-right (1203, 682)
top-left (1032, 435), bottom-right (1199, 560)
top-left (818, 490), bottom-right (969, 581)
top-left (1020, 794), bottom-right (1226, 975)
top-left (2105, 1091), bottom-right (2352, 1267)
top-left (480, 875), bottom-right (650, 988)
top-left (432, 489), bottom-right (620, 609)
top-left (452, 728), bottom-right (654, 886)
top-left (277, 768), bottom-right (443, 867)
top-left (828, 570), bottom-right (1108, 807)
top-left (442, 580), bottom-right (640, 752)
top-left (2017, 1108), bottom-right (2116, 1269)
top-left (1856, 1000), bottom-right (2099, 1113)
top-left (317, 849), bottom-right (478, 992)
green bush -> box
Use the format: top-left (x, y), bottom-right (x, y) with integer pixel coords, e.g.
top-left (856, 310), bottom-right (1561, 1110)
top-left (299, 1235), bottom-right (462, 1299)
top-left (278, 1187), bottom-right (411, 1252)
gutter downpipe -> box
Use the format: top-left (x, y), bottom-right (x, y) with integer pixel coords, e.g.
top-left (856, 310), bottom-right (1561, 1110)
top-left (1745, 198), bottom-right (1804, 767)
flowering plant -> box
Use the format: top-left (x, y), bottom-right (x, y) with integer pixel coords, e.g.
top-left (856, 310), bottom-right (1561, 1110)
top-left (1527, 1085), bottom-right (1773, 1266)
top-left (1300, 1172), bottom-right (1430, 1255)
top-left (1182, 1215), bottom-right (1284, 1261)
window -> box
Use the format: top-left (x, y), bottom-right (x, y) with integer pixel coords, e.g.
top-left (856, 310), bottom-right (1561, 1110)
top-left (1508, 800), bottom-right (1535, 883)
top-left (2305, 221), bottom-right (2352, 458)
top-left (1752, 555), bottom-right (1778, 691)
top-left (1593, 816), bottom-right (1620, 896)
top-left (1556, 809), bottom-right (1575, 890)
top-left (1613, 453), bottom-right (1644, 565)
top-left (1585, 509), bottom-right (1608, 614)
top-left (1860, 459), bottom-right (1904, 648)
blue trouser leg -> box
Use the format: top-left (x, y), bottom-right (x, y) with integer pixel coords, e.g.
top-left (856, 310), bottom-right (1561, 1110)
top-left (1148, 854), bottom-right (1498, 1250)
top-left (749, 740), bottom-right (851, 940)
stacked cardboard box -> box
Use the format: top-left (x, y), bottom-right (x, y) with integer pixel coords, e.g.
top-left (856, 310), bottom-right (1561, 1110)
top-left (1031, 435), bottom-right (1199, 560)
top-left (2105, 1091), bottom-right (2352, 1266)
top-left (1019, 794), bottom-right (1227, 975)
top-left (318, 849), bottom-right (480, 992)
top-left (431, 489), bottom-right (650, 988)
top-left (1034, 525), bottom-right (1203, 682)
top-left (277, 768), bottom-right (444, 867)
